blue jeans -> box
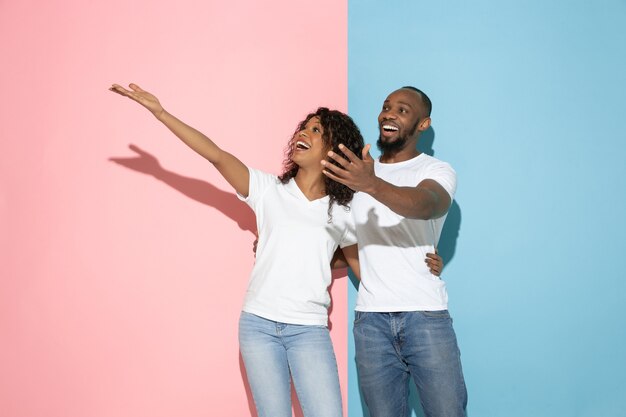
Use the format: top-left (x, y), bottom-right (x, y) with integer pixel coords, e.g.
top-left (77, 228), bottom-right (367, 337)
top-left (354, 311), bottom-right (467, 417)
top-left (238, 312), bottom-right (343, 417)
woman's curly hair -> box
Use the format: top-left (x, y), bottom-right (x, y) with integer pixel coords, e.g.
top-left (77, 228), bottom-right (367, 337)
top-left (278, 107), bottom-right (364, 221)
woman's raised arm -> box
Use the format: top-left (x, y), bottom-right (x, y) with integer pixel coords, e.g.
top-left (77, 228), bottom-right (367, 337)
top-left (110, 83), bottom-right (250, 197)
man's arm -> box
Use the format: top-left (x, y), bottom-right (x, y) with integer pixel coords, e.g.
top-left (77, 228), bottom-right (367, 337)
top-left (368, 178), bottom-right (451, 220)
top-left (321, 144), bottom-right (451, 219)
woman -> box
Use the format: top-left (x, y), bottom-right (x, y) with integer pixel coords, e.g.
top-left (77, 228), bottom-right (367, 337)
top-left (109, 83), bottom-right (443, 417)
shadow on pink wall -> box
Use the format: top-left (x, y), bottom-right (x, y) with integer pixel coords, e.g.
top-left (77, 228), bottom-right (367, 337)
top-left (110, 143), bottom-right (320, 417)
top-left (110, 144), bottom-right (257, 234)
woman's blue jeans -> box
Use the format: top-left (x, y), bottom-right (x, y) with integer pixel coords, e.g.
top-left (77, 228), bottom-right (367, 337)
top-left (354, 310), bottom-right (467, 417)
top-left (238, 312), bottom-right (343, 417)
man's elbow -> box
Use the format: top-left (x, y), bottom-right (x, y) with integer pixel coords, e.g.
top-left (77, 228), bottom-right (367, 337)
top-left (409, 198), bottom-right (448, 220)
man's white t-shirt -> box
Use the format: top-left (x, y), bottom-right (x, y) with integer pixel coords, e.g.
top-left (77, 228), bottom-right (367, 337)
top-left (238, 168), bottom-right (357, 326)
top-left (352, 153), bottom-right (457, 312)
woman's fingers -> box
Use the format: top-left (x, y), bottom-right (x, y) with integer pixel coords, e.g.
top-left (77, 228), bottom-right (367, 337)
top-left (109, 84), bottom-right (129, 96)
top-left (110, 83), bottom-right (144, 97)
top-left (109, 84), bottom-right (147, 105)
top-left (129, 83), bottom-right (145, 92)
top-left (425, 252), bottom-right (443, 276)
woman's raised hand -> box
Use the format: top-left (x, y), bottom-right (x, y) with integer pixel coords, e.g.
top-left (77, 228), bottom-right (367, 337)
top-left (109, 83), bottom-right (164, 118)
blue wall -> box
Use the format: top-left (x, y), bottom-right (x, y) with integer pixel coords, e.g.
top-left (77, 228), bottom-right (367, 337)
top-left (347, 1), bottom-right (626, 416)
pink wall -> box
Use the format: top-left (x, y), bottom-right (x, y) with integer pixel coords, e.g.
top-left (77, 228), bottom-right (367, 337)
top-left (0, 1), bottom-right (348, 416)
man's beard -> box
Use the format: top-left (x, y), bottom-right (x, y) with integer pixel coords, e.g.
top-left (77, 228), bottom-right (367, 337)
top-left (377, 134), bottom-right (408, 153)
top-left (376, 120), bottom-right (419, 154)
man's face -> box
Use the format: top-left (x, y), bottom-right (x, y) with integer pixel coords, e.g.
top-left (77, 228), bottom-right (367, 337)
top-left (377, 89), bottom-right (428, 153)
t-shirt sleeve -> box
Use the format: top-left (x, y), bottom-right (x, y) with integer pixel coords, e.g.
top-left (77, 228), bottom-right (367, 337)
top-left (424, 161), bottom-right (457, 201)
top-left (339, 209), bottom-right (358, 248)
top-left (237, 167), bottom-right (277, 210)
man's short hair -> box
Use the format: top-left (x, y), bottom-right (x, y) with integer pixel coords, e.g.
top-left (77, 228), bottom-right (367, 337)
top-left (402, 86), bottom-right (432, 117)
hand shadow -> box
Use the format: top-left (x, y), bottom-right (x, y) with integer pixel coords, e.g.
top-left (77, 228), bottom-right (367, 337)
top-left (109, 144), bottom-right (256, 234)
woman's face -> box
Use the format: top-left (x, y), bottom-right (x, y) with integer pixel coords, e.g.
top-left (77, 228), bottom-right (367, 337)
top-left (290, 116), bottom-right (330, 169)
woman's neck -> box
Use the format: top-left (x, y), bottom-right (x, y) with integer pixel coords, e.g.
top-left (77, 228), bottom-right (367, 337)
top-left (294, 168), bottom-right (326, 200)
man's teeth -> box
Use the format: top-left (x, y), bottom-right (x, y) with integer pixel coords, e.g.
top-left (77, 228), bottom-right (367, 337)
top-left (383, 125), bottom-right (399, 132)
top-left (296, 141), bottom-right (311, 150)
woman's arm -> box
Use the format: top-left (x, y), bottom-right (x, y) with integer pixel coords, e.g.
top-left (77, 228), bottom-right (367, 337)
top-left (330, 247), bottom-right (348, 269)
top-left (110, 83), bottom-right (249, 197)
top-left (340, 244), bottom-right (360, 280)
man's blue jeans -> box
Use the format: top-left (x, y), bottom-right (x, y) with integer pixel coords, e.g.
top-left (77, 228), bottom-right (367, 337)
top-left (239, 311), bottom-right (343, 417)
top-left (354, 310), bottom-right (467, 417)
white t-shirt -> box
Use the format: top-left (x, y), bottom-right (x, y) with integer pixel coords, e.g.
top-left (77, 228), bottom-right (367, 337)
top-left (352, 153), bottom-right (457, 312)
top-left (238, 168), bottom-right (357, 325)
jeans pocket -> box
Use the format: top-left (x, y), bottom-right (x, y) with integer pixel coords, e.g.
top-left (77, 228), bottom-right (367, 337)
top-left (419, 310), bottom-right (450, 319)
top-left (353, 311), bottom-right (367, 325)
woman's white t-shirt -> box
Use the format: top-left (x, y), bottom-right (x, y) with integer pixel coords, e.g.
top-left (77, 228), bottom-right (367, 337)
top-left (238, 168), bottom-right (357, 326)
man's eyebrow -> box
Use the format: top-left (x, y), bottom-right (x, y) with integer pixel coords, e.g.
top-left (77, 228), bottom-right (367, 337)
top-left (382, 99), bottom-right (414, 108)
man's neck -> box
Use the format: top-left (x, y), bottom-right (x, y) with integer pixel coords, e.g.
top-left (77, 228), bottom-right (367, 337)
top-left (379, 135), bottom-right (421, 163)
top-left (380, 148), bottom-right (420, 164)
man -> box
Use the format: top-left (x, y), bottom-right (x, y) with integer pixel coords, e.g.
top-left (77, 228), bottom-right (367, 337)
top-left (321, 87), bottom-right (467, 417)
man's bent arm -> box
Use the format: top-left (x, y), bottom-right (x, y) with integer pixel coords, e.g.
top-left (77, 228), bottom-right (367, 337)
top-left (321, 144), bottom-right (451, 220)
top-left (366, 177), bottom-right (451, 220)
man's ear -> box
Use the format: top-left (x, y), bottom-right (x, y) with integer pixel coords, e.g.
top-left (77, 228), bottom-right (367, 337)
top-left (418, 117), bottom-right (431, 132)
